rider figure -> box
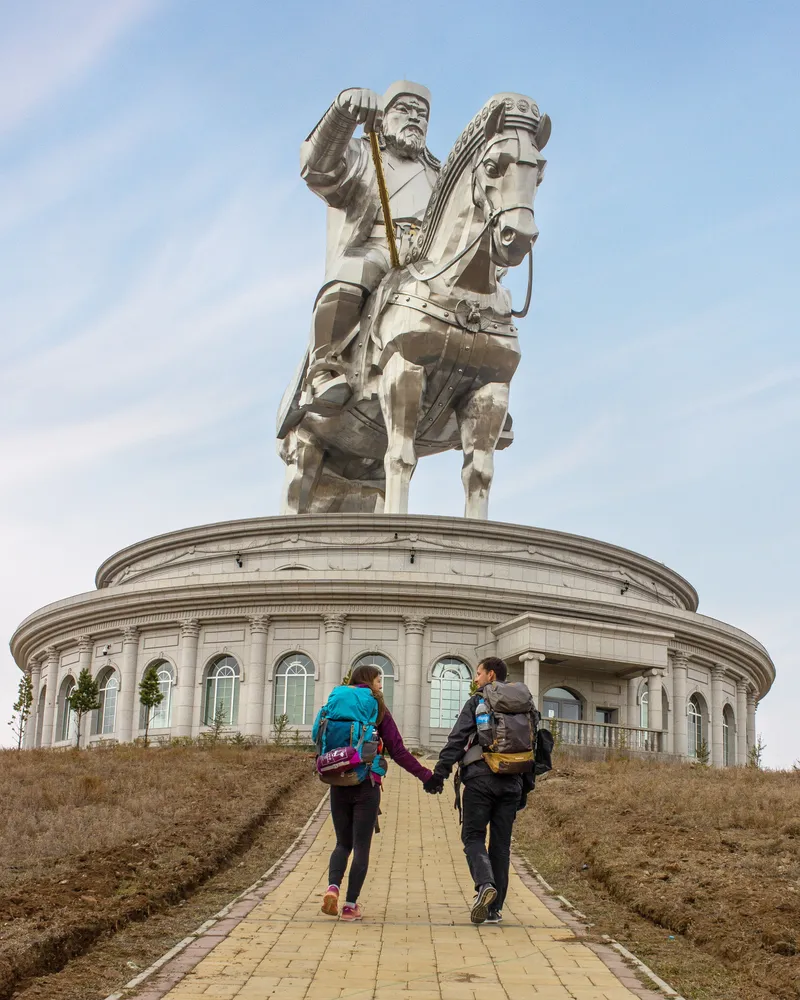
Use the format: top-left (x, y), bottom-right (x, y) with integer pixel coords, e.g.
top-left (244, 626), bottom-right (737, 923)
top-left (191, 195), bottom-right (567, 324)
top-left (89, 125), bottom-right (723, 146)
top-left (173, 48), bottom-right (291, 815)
top-left (299, 81), bottom-right (440, 411)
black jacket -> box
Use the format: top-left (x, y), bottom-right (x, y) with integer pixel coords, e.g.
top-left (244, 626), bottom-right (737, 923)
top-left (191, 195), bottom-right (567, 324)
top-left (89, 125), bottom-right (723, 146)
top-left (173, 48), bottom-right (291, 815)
top-left (433, 693), bottom-right (494, 783)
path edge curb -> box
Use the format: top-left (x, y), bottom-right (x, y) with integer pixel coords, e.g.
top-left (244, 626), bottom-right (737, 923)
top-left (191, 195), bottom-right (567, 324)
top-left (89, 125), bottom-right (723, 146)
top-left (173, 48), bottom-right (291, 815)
top-left (101, 788), bottom-right (330, 1000)
top-left (511, 846), bottom-right (687, 1000)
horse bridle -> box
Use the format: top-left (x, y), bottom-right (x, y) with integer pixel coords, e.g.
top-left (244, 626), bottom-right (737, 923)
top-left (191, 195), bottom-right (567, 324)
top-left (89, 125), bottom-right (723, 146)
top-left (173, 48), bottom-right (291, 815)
top-left (406, 158), bottom-right (535, 318)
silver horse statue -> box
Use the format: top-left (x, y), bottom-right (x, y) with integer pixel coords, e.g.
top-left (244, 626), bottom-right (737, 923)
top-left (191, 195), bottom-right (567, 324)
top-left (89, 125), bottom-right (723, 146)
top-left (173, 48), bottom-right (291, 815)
top-left (277, 93), bottom-right (549, 518)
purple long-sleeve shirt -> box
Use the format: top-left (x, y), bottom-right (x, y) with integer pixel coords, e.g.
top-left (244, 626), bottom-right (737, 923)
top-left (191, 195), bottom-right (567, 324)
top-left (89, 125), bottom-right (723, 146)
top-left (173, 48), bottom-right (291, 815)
top-left (378, 708), bottom-right (433, 783)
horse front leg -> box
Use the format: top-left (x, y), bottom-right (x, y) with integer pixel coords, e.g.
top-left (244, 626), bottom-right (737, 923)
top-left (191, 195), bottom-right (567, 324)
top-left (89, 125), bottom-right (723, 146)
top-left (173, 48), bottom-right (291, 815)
top-left (278, 425), bottom-right (325, 514)
top-left (378, 352), bottom-right (425, 514)
top-left (457, 381), bottom-right (509, 520)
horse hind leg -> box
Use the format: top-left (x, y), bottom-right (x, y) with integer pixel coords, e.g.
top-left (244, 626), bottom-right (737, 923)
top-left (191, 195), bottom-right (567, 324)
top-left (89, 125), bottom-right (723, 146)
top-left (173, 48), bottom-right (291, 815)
top-left (457, 381), bottom-right (509, 520)
top-left (378, 352), bottom-right (425, 515)
top-left (278, 425), bottom-right (325, 514)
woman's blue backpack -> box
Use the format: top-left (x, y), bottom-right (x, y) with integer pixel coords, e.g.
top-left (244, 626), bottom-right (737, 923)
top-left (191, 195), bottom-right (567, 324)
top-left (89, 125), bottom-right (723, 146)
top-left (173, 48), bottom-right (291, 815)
top-left (312, 686), bottom-right (387, 785)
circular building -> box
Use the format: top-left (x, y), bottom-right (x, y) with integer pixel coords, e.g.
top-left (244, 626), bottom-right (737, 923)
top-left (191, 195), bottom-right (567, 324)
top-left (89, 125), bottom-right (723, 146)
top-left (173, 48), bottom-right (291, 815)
top-left (11, 514), bottom-right (773, 765)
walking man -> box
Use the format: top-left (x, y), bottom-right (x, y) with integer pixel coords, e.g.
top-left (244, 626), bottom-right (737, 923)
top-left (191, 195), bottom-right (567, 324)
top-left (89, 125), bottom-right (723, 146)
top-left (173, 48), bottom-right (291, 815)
top-left (424, 656), bottom-right (539, 924)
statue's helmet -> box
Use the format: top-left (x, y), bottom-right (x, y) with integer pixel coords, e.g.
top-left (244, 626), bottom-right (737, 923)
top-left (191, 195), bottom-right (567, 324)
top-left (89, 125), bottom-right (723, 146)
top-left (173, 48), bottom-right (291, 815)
top-left (383, 80), bottom-right (431, 113)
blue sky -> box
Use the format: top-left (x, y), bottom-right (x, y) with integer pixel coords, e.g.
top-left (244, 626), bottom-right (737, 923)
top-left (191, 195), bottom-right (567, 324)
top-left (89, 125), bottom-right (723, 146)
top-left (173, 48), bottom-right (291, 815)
top-left (1, 0), bottom-right (797, 765)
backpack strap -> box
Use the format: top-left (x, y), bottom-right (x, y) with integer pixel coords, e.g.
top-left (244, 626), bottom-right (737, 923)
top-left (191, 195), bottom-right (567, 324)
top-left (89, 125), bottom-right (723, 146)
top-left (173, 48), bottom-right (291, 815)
top-left (462, 743), bottom-right (484, 767)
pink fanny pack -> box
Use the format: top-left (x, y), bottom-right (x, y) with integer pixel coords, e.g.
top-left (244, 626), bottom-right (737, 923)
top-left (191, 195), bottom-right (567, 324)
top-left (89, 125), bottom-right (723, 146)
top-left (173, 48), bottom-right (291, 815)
top-left (316, 745), bottom-right (362, 777)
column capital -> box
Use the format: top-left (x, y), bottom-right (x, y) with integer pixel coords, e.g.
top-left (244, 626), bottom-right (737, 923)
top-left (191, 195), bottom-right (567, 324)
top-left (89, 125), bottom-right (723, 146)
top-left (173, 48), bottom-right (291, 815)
top-left (249, 615), bottom-right (271, 635)
top-left (736, 678), bottom-right (749, 694)
top-left (27, 657), bottom-right (41, 674)
top-left (43, 645), bottom-right (59, 662)
top-left (711, 664), bottom-right (726, 681)
top-left (746, 688), bottom-right (758, 707)
top-left (179, 618), bottom-right (200, 639)
top-left (403, 616), bottom-right (426, 635)
top-left (323, 613), bottom-right (347, 634)
top-left (669, 649), bottom-right (691, 668)
top-left (647, 667), bottom-right (666, 678)
top-left (122, 625), bottom-right (139, 644)
top-left (520, 651), bottom-right (545, 664)
top-left (77, 634), bottom-right (93, 653)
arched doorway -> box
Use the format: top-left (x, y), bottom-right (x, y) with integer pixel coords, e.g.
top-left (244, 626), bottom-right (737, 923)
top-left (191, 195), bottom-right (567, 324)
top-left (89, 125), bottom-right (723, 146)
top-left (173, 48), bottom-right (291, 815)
top-left (542, 687), bottom-right (582, 721)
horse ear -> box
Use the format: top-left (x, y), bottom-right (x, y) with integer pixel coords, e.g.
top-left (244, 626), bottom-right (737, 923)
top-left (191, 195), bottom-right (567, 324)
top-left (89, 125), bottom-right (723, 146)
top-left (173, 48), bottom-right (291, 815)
top-left (535, 113), bottom-right (551, 150)
top-left (484, 102), bottom-right (506, 141)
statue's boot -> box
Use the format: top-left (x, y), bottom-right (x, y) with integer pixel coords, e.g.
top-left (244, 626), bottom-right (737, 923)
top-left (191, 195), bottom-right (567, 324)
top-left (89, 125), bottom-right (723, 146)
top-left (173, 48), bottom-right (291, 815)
top-left (299, 282), bottom-right (363, 413)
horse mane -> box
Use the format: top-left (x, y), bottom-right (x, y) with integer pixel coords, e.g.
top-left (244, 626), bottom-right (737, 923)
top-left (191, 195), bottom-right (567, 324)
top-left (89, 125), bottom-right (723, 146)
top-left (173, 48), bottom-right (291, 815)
top-left (408, 93), bottom-right (548, 263)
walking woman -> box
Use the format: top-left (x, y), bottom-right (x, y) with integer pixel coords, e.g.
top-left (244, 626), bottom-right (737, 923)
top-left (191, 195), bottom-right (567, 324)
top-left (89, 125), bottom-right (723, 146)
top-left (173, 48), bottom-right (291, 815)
top-left (312, 663), bottom-right (432, 921)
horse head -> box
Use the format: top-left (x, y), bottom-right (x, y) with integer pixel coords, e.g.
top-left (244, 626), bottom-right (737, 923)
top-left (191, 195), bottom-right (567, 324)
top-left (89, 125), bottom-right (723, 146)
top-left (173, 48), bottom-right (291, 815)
top-left (408, 94), bottom-right (549, 290)
top-left (473, 97), bottom-right (549, 269)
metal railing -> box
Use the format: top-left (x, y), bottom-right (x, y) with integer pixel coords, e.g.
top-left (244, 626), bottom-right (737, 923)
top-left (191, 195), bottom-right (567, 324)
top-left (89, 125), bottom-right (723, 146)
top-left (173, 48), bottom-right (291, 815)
top-left (541, 717), bottom-right (664, 753)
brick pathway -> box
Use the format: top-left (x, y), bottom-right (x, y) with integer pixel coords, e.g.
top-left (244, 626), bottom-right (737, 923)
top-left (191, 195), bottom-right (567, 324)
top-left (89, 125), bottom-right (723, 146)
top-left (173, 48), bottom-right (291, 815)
top-left (133, 767), bottom-right (665, 1000)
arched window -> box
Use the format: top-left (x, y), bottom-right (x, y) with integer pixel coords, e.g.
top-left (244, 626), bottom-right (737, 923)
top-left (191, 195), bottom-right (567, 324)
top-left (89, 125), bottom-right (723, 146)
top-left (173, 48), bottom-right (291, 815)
top-left (687, 695), bottom-right (703, 758)
top-left (542, 687), bottom-right (582, 722)
top-left (97, 669), bottom-right (119, 735)
top-left (723, 704), bottom-right (735, 767)
top-left (204, 656), bottom-right (240, 726)
top-left (351, 653), bottom-right (395, 711)
top-left (430, 658), bottom-right (472, 729)
top-left (640, 686), bottom-right (649, 729)
top-left (139, 661), bottom-right (175, 730)
top-left (274, 653), bottom-right (315, 725)
top-left (58, 677), bottom-right (77, 743)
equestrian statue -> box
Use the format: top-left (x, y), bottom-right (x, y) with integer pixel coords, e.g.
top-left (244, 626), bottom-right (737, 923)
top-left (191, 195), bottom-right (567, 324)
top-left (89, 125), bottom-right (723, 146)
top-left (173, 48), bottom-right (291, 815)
top-left (277, 82), bottom-right (550, 518)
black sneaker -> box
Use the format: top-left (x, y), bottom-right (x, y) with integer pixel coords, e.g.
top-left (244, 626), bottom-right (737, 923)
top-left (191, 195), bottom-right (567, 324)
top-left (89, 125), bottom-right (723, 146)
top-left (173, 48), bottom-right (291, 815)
top-left (470, 884), bottom-right (497, 924)
top-left (485, 909), bottom-right (503, 923)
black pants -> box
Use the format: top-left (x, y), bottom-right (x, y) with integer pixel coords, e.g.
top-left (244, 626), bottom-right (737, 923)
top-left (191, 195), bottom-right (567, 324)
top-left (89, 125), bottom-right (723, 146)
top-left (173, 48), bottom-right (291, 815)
top-left (461, 771), bottom-right (522, 911)
top-left (328, 780), bottom-right (381, 904)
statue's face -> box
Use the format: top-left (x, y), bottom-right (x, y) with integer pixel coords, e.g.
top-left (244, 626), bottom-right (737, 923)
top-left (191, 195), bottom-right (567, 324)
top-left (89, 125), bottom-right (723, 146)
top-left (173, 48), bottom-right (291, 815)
top-left (383, 96), bottom-right (429, 159)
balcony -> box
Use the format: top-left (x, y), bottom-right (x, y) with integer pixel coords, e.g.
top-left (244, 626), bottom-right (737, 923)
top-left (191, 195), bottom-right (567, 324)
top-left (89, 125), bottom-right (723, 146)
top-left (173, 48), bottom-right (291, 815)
top-left (541, 717), bottom-right (664, 754)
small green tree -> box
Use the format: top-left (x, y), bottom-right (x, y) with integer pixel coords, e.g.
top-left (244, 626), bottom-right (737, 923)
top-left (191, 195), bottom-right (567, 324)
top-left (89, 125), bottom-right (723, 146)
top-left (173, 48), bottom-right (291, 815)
top-left (68, 668), bottom-right (100, 747)
top-left (204, 701), bottom-right (228, 745)
top-left (694, 739), bottom-right (711, 766)
top-left (138, 665), bottom-right (165, 748)
top-left (747, 733), bottom-right (766, 769)
top-left (272, 713), bottom-right (290, 747)
top-left (9, 673), bottom-right (34, 749)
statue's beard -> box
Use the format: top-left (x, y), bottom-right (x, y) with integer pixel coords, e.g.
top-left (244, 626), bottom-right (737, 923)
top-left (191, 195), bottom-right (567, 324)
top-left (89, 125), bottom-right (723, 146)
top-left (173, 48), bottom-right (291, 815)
top-left (385, 126), bottom-right (425, 159)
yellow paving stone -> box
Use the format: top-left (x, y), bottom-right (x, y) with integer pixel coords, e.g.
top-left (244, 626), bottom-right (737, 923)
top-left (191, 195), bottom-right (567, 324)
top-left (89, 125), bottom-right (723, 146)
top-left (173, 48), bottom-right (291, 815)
top-left (151, 766), bottom-right (659, 1000)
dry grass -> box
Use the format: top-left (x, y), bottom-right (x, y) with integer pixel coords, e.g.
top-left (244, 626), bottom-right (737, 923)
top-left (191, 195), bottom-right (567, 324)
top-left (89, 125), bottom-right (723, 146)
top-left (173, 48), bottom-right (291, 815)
top-left (0, 744), bottom-right (319, 1000)
top-left (515, 753), bottom-right (800, 1000)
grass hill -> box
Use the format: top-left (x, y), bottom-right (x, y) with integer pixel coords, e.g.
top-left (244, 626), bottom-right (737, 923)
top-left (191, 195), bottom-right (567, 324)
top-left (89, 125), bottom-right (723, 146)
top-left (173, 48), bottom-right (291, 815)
top-left (0, 743), bottom-right (321, 1000)
top-left (515, 754), bottom-right (800, 1000)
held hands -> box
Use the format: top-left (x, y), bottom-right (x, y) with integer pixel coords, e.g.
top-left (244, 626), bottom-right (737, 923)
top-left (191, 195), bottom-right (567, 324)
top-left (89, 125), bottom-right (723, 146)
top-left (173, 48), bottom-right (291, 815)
top-left (337, 88), bottom-right (383, 133)
top-left (423, 774), bottom-right (445, 795)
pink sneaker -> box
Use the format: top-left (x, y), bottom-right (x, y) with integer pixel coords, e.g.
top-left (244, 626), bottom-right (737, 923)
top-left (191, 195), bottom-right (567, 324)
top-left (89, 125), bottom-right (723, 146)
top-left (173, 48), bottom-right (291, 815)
top-left (321, 885), bottom-right (339, 916)
top-left (340, 902), bottom-right (362, 921)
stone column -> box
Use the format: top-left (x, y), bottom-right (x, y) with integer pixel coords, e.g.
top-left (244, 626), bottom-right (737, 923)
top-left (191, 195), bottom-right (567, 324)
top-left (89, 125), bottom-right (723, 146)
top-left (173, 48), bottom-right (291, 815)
top-left (746, 687), bottom-right (757, 756)
top-left (322, 614), bottom-right (347, 700)
top-left (520, 652), bottom-right (544, 709)
top-left (117, 627), bottom-right (140, 744)
top-left (648, 669), bottom-right (663, 738)
top-left (402, 616), bottom-right (426, 744)
top-left (627, 676), bottom-right (641, 728)
top-left (710, 665), bottom-right (725, 768)
top-left (245, 616), bottom-right (270, 738)
top-left (671, 652), bottom-right (688, 758)
top-left (663, 664), bottom-right (674, 754)
top-left (736, 680), bottom-right (748, 766)
top-left (25, 659), bottom-right (42, 748)
top-left (41, 646), bottom-right (59, 747)
top-left (76, 635), bottom-right (93, 746)
top-left (174, 619), bottom-right (200, 737)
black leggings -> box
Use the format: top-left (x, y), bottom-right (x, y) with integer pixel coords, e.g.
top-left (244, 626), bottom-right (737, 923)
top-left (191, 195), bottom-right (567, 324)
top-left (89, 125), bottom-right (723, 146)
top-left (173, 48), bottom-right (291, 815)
top-left (328, 781), bottom-right (381, 903)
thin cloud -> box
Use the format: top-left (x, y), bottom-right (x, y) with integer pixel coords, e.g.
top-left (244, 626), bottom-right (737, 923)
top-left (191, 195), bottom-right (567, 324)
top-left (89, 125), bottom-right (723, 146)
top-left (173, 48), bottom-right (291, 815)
top-left (0, 0), bottom-right (162, 137)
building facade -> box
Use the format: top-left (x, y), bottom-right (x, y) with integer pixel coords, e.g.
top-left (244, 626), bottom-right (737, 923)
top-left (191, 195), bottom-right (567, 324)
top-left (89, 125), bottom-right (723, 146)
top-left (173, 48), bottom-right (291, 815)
top-left (11, 515), bottom-right (773, 766)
